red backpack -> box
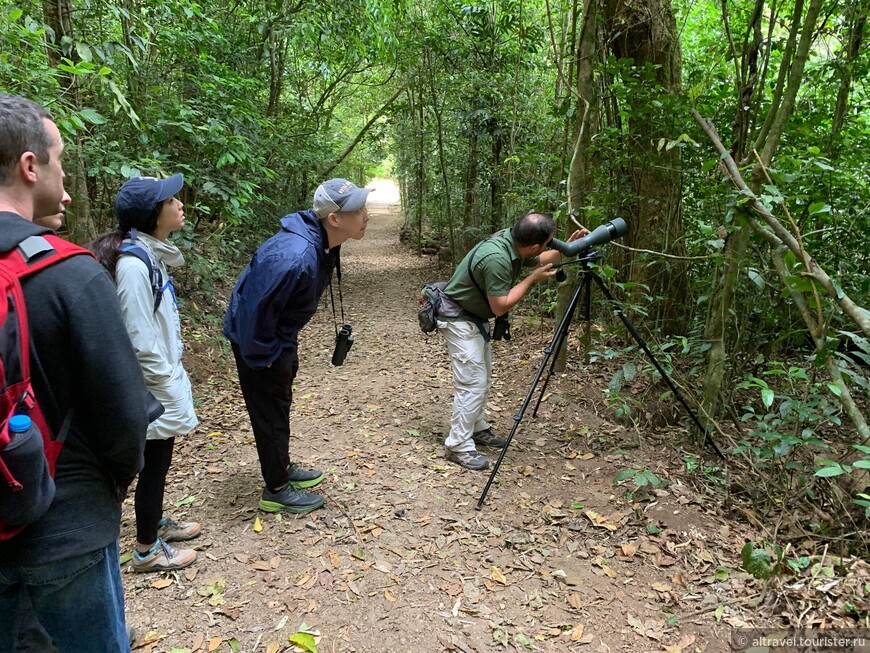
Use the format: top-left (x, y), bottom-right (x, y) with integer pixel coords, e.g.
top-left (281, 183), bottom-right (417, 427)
top-left (0, 234), bottom-right (93, 540)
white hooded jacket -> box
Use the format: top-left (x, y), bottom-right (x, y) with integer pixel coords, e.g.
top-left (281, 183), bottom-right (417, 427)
top-left (115, 232), bottom-right (199, 440)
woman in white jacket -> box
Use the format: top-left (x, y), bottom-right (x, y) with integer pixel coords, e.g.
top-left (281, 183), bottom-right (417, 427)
top-left (90, 174), bottom-right (200, 572)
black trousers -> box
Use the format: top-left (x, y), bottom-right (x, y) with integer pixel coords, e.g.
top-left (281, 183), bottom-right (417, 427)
top-left (231, 343), bottom-right (298, 490)
top-left (135, 437), bottom-right (175, 545)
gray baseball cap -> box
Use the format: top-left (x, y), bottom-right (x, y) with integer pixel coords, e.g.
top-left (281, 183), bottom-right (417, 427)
top-left (313, 178), bottom-right (371, 217)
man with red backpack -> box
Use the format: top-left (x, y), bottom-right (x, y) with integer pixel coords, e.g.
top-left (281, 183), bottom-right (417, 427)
top-left (0, 93), bottom-right (149, 652)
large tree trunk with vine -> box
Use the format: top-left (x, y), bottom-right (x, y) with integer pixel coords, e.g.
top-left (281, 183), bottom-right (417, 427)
top-left (602, 0), bottom-right (688, 333)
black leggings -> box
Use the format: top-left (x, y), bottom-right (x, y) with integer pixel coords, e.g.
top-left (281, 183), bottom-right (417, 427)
top-left (135, 437), bottom-right (175, 546)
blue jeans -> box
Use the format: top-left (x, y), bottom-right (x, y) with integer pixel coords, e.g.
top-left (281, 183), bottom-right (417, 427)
top-left (0, 541), bottom-right (130, 653)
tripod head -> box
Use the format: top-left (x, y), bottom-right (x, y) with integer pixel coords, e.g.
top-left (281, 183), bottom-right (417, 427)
top-left (553, 250), bottom-right (602, 282)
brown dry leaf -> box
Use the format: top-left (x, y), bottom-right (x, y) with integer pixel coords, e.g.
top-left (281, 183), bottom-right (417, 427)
top-left (266, 643), bottom-right (280, 653)
top-left (295, 571), bottom-right (312, 587)
top-left (664, 645), bottom-right (682, 653)
top-left (656, 554), bottom-right (676, 567)
top-left (318, 571), bottom-right (333, 588)
top-left (577, 453), bottom-right (595, 460)
top-left (567, 594), bottom-right (583, 610)
top-left (191, 632), bottom-right (204, 651)
top-left (672, 572), bottom-right (686, 587)
top-left (651, 582), bottom-right (672, 593)
top-left (491, 566), bottom-right (508, 585)
top-left (234, 553), bottom-right (249, 564)
top-left (184, 567), bottom-right (198, 582)
top-left (384, 588), bottom-right (397, 602)
top-left (626, 614), bottom-right (646, 637)
top-left (215, 607), bottom-right (239, 620)
top-left (639, 542), bottom-right (660, 555)
top-left (585, 510), bottom-right (619, 531)
top-left (250, 561), bottom-right (271, 571)
top-left (570, 624), bottom-right (585, 641)
top-left (270, 555), bottom-right (281, 569)
top-left (602, 565), bottom-right (617, 578)
top-left (677, 634), bottom-right (697, 649)
top-left (621, 543), bottom-right (638, 558)
top-left (521, 465), bottom-right (534, 476)
top-left (328, 550), bottom-right (341, 568)
top-left (208, 636), bottom-right (222, 652)
top-left (151, 578), bottom-right (173, 589)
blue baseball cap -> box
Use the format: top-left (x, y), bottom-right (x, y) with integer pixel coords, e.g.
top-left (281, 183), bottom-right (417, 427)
top-left (116, 173), bottom-right (184, 231)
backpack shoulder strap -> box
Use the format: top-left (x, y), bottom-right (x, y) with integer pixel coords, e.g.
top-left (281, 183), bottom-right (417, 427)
top-left (2, 235), bottom-right (93, 280)
top-left (119, 242), bottom-right (164, 313)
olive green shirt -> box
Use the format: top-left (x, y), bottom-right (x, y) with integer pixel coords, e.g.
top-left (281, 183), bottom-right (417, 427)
top-left (444, 229), bottom-right (539, 320)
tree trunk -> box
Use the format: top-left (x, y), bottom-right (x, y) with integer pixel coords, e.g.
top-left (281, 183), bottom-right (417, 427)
top-left (698, 0), bottom-right (825, 427)
top-left (462, 131), bottom-right (479, 249)
top-left (602, 0), bottom-right (688, 332)
top-left (556, 0), bottom-right (600, 371)
top-left (42, 0), bottom-right (97, 243)
top-left (827, 0), bottom-right (867, 158)
top-left (489, 129), bottom-right (503, 234)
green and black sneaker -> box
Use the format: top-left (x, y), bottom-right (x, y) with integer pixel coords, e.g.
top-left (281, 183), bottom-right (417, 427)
top-left (286, 463), bottom-right (325, 489)
top-left (259, 484), bottom-right (324, 514)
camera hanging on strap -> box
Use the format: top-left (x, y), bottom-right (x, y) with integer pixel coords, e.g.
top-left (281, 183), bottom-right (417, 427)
top-left (327, 249), bottom-right (354, 366)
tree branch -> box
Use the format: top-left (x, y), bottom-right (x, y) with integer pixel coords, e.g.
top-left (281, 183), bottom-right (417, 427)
top-left (318, 87), bottom-right (403, 180)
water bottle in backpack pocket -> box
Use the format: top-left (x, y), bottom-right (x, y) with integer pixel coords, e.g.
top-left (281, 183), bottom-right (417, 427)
top-left (0, 415), bottom-right (55, 528)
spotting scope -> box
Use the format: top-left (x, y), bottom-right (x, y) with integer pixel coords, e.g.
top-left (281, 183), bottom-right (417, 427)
top-left (549, 218), bottom-right (628, 257)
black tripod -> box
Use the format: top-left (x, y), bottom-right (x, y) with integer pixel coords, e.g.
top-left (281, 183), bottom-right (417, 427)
top-left (476, 250), bottom-right (725, 510)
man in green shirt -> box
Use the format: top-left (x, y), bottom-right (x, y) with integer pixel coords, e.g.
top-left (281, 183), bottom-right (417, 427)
top-left (439, 212), bottom-right (584, 470)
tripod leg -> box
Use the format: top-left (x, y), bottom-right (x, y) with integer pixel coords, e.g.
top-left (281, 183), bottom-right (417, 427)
top-left (589, 273), bottom-right (725, 459)
top-left (532, 273), bottom-right (590, 417)
top-left (476, 275), bottom-right (590, 510)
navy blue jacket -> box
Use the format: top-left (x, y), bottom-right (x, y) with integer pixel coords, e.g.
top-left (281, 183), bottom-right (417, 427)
top-left (224, 210), bottom-right (338, 369)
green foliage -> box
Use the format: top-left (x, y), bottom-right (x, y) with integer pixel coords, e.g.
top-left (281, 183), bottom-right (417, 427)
top-left (741, 541), bottom-right (784, 580)
top-left (613, 468), bottom-right (667, 489)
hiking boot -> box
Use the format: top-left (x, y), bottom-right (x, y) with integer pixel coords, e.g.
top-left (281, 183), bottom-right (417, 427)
top-left (472, 428), bottom-right (507, 449)
top-left (157, 516), bottom-right (201, 542)
top-left (259, 484), bottom-right (325, 514)
top-left (132, 538), bottom-right (197, 572)
top-left (287, 463), bottom-right (324, 489)
top-left (446, 449), bottom-right (490, 471)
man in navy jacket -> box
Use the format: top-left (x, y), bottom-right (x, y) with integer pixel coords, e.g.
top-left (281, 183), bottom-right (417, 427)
top-left (224, 179), bottom-right (370, 513)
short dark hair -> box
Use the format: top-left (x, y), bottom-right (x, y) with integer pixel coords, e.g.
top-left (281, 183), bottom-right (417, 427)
top-left (0, 94), bottom-right (53, 185)
top-left (511, 212), bottom-right (556, 247)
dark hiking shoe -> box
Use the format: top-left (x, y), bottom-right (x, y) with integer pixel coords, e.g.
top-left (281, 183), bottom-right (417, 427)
top-left (287, 463), bottom-right (324, 489)
top-left (445, 449), bottom-right (490, 470)
top-left (472, 428), bottom-right (507, 449)
top-left (259, 484), bottom-right (325, 514)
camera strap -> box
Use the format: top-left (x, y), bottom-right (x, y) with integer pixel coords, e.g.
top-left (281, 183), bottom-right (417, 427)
top-left (327, 247), bottom-right (345, 337)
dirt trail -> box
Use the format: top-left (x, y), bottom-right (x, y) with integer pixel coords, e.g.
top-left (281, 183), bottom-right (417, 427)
top-left (124, 202), bottom-right (751, 653)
